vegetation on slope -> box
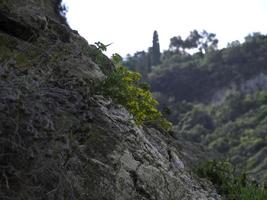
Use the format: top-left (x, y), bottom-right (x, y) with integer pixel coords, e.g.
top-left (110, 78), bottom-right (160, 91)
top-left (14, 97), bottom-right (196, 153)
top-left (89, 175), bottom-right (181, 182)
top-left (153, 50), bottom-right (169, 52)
top-left (175, 91), bottom-right (267, 182)
top-left (196, 160), bottom-right (267, 200)
top-left (97, 53), bottom-right (172, 131)
top-left (123, 31), bottom-right (267, 194)
top-left (148, 33), bottom-right (267, 104)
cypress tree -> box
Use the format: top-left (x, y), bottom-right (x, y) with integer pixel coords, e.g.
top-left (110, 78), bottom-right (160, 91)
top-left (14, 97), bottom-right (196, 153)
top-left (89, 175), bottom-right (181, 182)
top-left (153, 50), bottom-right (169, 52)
top-left (152, 30), bottom-right (161, 66)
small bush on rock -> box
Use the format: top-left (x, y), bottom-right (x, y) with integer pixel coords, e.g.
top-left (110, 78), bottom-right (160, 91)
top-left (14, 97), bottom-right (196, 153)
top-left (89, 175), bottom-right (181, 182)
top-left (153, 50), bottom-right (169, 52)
top-left (97, 54), bottom-right (172, 131)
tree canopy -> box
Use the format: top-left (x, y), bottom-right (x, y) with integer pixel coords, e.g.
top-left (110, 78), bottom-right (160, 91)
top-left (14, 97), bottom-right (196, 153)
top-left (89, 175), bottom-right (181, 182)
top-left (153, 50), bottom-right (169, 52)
top-left (152, 30), bottom-right (161, 66)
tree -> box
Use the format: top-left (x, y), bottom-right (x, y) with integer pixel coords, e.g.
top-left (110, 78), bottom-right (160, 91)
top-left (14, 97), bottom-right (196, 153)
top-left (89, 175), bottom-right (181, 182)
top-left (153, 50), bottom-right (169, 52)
top-left (184, 30), bottom-right (202, 49)
top-left (123, 51), bottom-right (151, 80)
top-left (169, 30), bottom-right (218, 54)
top-left (199, 30), bottom-right (218, 53)
top-left (151, 30), bottom-right (161, 66)
top-left (169, 35), bottom-right (184, 53)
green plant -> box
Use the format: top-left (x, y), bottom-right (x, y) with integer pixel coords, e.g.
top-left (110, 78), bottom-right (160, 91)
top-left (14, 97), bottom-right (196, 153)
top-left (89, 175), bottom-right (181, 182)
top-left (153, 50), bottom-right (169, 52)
top-left (97, 54), bottom-right (172, 131)
top-left (94, 41), bottom-right (112, 52)
top-left (196, 160), bottom-right (267, 200)
top-left (80, 42), bottom-right (114, 75)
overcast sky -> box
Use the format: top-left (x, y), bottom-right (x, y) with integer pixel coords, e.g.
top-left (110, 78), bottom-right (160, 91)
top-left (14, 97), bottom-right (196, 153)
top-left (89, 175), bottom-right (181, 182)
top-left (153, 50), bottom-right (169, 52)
top-left (63, 0), bottom-right (267, 57)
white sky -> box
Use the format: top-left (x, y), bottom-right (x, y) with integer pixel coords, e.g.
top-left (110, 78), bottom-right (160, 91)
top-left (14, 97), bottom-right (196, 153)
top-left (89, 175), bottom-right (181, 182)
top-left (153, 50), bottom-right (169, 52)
top-left (63, 0), bottom-right (267, 57)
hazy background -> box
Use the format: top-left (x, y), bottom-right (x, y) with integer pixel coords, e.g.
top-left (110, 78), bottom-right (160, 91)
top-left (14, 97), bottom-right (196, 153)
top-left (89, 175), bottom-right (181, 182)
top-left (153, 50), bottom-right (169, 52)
top-left (63, 0), bottom-right (267, 57)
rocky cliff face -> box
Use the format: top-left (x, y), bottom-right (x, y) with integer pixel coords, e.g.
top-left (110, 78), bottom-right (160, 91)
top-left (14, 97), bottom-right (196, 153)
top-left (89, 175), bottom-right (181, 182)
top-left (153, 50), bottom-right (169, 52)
top-left (0, 1), bottom-right (220, 199)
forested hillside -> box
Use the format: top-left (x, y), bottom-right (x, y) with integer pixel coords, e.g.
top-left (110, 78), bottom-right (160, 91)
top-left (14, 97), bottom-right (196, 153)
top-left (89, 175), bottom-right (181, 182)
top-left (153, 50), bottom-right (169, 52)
top-left (124, 31), bottom-right (267, 184)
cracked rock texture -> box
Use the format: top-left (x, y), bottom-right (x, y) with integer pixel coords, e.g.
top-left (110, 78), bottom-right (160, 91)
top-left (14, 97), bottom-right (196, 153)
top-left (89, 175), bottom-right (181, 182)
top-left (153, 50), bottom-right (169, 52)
top-left (0, 0), bottom-right (221, 199)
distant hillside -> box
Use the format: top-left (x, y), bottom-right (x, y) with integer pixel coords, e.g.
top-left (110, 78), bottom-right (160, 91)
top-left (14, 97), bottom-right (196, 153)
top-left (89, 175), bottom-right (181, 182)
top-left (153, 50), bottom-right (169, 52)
top-left (124, 32), bottom-right (267, 183)
top-left (149, 33), bottom-right (267, 104)
top-left (175, 91), bottom-right (267, 182)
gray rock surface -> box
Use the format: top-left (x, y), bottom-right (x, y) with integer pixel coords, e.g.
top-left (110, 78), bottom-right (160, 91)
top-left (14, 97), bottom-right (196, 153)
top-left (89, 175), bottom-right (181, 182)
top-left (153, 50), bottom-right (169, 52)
top-left (0, 0), bottom-right (221, 199)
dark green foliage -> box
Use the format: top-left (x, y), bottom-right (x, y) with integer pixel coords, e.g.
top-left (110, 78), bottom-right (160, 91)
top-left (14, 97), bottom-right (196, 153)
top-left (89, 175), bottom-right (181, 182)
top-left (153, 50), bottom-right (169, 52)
top-left (145, 33), bottom-right (267, 183)
top-left (169, 30), bottom-right (218, 54)
top-left (150, 64), bottom-right (209, 102)
top-left (177, 107), bottom-right (214, 142)
top-left (152, 30), bottom-right (161, 66)
top-left (179, 107), bottom-right (214, 131)
top-left (196, 160), bottom-right (267, 200)
top-left (176, 91), bottom-right (267, 182)
top-left (123, 51), bottom-right (152, 80)
top-left (150, 33), bottom-right (267, 105)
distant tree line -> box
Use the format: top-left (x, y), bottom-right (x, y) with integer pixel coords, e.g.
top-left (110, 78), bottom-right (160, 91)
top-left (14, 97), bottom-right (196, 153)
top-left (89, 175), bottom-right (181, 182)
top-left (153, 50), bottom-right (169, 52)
top-left (124, 30), bottom-right (161, 79)
top-left (124, 29), bottom-right (218, 79)
top-left (169, 30), bottom-right (218, 54)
